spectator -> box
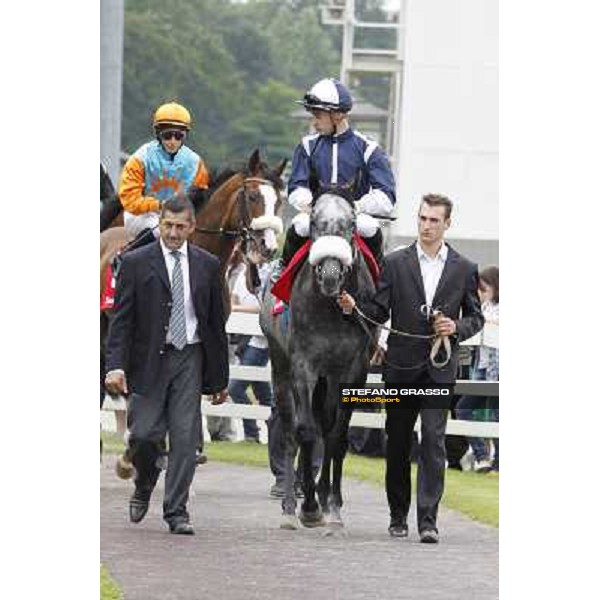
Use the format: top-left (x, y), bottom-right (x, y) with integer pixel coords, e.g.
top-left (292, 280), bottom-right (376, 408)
top-left (206, 246), bottom-right (245, 442)
top-left (455, 266), bottom-right (499, 472)
top-left (228, 263), bottom-right (273, 443)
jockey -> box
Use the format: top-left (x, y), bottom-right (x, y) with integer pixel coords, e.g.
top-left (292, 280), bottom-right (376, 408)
top-left (118, 101), bottom-right (210, 252)
top-left (273, 78), bottom-right (396, 279)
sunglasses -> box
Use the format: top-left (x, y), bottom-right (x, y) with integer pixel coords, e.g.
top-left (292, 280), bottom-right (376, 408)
top-left (159, 130), bottom-right (186, 141)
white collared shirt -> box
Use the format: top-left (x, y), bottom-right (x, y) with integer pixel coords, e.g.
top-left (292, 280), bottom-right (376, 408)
top-left (416, 241), bottom-right (448, 308)
top-left (160, 239), bottom-right (200, 344)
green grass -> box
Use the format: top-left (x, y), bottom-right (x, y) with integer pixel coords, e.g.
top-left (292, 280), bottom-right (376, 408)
top-left (100, 565), bottom-right (122, 600)
top-left (101, 432), bottom-right (498, 527)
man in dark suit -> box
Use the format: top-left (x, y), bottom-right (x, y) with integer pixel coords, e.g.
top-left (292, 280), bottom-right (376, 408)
top-left (338, 194), bottom-right (484, 543)
top-left (105, 194), bottom-right (228, 535)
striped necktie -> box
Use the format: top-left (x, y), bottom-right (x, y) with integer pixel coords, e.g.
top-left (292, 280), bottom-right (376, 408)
top-left (169, 250), bottom-right (187, 350)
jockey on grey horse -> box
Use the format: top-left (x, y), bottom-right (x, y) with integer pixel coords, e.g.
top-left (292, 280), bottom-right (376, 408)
top-left (272, 78), bottom-right (396, 288)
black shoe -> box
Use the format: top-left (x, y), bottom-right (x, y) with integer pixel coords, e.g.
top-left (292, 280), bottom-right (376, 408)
top-left (195, 451), bottom-right (207, 466)
top-left (388, 520), bottom-right (408, 538)
top-left (129, 488), bottom-right (151, 524)
top-left (169, 521), bottom-right (195, 535)
top-left (419, 529), bottom-right (439, 544)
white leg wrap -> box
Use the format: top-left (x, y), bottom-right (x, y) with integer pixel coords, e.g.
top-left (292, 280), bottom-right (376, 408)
top-left (356, 213), bottom-right (379, 238)
top-left (291, 212), bottom-right (310, 237)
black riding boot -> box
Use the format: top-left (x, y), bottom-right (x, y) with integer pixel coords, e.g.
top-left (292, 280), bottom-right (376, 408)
top-left (271, 227), bottom-right (308, 282)
top-left (362, 228), bottom-right (384, 268)
top-left (112, 228), bottom-right (155, 277)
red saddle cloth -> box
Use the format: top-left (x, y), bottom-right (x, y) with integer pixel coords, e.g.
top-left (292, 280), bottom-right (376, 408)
top-left (100, 264), bottom-right (116, 311)
top-left (270, 233), bottom-right (380, 304)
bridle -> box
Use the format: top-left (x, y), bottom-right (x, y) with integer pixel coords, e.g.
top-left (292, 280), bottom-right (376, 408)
top-left (194, 176), bottom-right (282, 249)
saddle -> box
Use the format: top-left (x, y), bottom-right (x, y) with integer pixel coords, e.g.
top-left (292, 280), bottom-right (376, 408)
top-left (271, 233), bottom-right (380, 306)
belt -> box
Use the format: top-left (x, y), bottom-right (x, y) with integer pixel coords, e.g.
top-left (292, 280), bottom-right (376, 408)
top-left (163, 341), bottom-right (201, 352)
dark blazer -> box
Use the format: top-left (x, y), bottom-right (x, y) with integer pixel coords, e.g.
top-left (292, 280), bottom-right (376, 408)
top-left (359, 242), bottom-right (484, 383)
top-left (105, 240), bottom-right (229, 395)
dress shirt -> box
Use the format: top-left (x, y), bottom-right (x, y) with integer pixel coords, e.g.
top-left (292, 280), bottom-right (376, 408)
top-left (416, 241), bottom-right (448, 308)
top-left (160, 239), bottom-right (200, 345)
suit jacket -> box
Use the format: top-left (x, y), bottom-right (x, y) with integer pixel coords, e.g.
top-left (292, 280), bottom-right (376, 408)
top-left (358, 242), bottom-right (484, 383)
top-left (105, 241), bottom-right (229, 395)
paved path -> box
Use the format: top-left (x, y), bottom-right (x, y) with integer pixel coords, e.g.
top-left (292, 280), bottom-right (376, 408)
top-left (101, 457), bottom-right (498, 600)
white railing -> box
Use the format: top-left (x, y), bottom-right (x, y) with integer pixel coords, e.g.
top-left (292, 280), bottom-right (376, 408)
top-left (102, 313), bottom-right (499, 438)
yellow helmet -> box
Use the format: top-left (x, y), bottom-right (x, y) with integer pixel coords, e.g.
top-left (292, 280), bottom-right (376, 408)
top-left (153, 102), bottom-right (192, 130)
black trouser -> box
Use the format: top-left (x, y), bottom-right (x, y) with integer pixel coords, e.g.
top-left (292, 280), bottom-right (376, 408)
top-left (128, 344), bottom-right (202, 524)
top-left (384, 372), bottom-right (449, 533)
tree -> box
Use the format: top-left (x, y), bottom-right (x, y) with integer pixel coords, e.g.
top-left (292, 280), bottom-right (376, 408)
top-left (120, 0), bottom-right (342, 167)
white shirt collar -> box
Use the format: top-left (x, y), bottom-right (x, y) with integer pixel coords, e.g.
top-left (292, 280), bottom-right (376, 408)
top-left (416, 241), bottom-right (448, 263)
top-left (159, 239), bottom-right (189, 260)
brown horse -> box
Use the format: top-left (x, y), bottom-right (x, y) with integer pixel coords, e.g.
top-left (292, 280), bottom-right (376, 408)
top-left (101, 149), bottom-right (286, 476)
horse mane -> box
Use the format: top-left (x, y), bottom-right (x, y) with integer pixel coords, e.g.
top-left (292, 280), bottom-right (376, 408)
top-left (209, 160), bottom-right (284, 194)
top-left (209, 166), bottom-right (241, 195)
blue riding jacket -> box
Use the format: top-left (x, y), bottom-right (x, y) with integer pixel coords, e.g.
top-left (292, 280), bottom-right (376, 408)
top-left (287, 128), bottom-right (396, 215)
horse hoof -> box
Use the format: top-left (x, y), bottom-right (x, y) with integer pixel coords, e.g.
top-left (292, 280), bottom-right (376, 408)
top-left (115, 455), bottom-right (135, 480)
top-left (280, 514), bottom-right (300, 530)
top-left (299, 510), bottom-right (326, 528)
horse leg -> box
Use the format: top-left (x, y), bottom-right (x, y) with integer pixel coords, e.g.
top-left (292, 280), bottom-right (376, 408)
top-left (316, 442), bottom-right (332, 515)
top-left (293, 371), bottom-right (325, 528)
top-left (329, 410), bottom-right (352, 526)
top-left (323, 371), bottom-right (353, 534)
top-left (317, 377), bottom-right (338, 514)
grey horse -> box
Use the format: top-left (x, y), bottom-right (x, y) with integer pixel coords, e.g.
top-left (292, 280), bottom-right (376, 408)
top-left (260, 191), bottom-right (377, 531)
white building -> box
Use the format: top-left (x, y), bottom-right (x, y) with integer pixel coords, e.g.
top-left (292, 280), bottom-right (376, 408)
top-left (390, 0), bottom-right (498, 266)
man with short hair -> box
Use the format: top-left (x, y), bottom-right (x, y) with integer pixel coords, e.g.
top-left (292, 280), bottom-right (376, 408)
top-left (105, 195), bottom-right (228, 535)
top-left (338, 194), bottom-right (484, 543)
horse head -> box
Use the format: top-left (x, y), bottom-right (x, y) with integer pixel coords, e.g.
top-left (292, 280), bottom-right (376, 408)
top-left (233, 149), bottom-right (287, 264)
top-left (308, 190), bottom-right (356, 297)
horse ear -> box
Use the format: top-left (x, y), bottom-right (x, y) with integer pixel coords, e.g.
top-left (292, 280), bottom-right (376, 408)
top-left (274, 158), bottom-right (287, 177)
top-left (248, 149), bottom-right (261, 175)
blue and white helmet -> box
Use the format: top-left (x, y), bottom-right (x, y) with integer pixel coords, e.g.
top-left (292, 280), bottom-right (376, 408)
top-left (298, 78), bottom-right (353, 113)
